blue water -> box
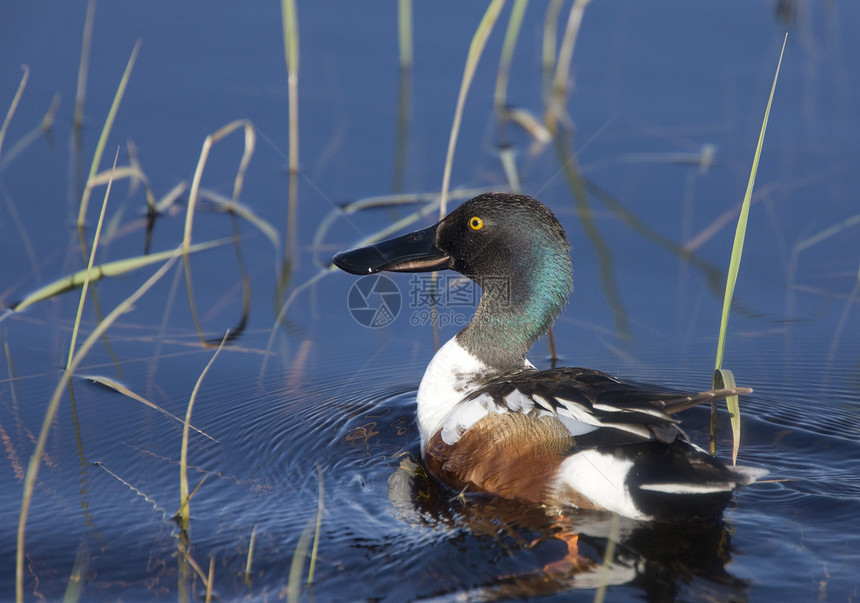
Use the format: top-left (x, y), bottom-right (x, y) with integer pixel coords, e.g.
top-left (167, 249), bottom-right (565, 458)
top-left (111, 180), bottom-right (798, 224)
top-left (1, 1), bottom-right (859, 600)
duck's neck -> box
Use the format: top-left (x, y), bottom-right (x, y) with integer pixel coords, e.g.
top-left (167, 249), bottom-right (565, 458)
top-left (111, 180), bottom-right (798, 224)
top-left (456, 254), bottom-right (572, 371)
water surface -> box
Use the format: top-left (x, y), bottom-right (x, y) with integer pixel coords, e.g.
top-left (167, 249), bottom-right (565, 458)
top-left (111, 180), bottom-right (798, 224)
top-left (1, 2), bottom-right (859, 600)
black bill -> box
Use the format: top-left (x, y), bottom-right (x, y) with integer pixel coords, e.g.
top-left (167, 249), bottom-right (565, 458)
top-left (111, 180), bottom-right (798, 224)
top-left (332, 222), bottom-right (451, 275)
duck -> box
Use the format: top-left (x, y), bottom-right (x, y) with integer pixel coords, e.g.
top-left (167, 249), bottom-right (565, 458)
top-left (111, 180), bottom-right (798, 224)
top-left (333, 192), bottom-right (763, 522)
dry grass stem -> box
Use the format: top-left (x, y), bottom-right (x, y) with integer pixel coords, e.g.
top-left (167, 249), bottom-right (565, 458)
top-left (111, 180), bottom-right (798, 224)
top-left (545, 0), bottom-right (590, 131)
top-left (0, 93), bottom-right (61, 171)
top-left (184, 120), bottom-right (256, 250)
top-left (398, 0), bottom-right (413, 70)
top-left (245, 525), bottom-right (258, 586)
top-left (77, 39), bottom-right (140, 227)
top-left (307, 464), bottom-right (324, 585)
top-left (178, 330), bottom-right (229, 529)
top-left (439, 0), bottom-right (505, 218)
top-left (67, 149), bottom-right (118, 371)
top-left (8, 238), bottom-right (228, 314)
top-left (74, 0), bottom-right (97, 130)
top-left (281, 0), bottom-right (300, 267)
top-left (0, 65), bottom-right (29, 162)
top-left (494, 0), bottom-right (528, 111)
top-left (81, 375), bottom-right (218, 441)
top-left (17, 246), bottom-right (183, 602)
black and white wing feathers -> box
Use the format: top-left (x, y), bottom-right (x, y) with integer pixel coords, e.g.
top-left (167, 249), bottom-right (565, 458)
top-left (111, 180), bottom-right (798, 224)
top-left (466, 367), bottom-right (751, 447)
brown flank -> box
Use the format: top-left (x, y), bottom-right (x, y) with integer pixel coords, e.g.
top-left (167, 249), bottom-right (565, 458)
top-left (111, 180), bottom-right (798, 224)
top-left (424, 412), bottom-right (603, 510)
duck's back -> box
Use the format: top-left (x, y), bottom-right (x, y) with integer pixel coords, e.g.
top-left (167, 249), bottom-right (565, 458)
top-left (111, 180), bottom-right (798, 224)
top-left (422, 366), bottom-right (764, 521)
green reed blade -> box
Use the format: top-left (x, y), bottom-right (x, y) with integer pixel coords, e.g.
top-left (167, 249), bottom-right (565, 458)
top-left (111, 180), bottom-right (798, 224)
top-left (714, 368), bottom-right (741, 465)
top-left (10, 239), bottom-right (229, 313)
top-left (711, 34), bottom-right (787, 457)
top-left (715, 35), bottom-right (786, 371)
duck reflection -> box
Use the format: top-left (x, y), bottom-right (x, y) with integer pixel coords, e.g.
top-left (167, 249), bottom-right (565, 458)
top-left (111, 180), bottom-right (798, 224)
top-left (388, 456), bottom-right (750, 601)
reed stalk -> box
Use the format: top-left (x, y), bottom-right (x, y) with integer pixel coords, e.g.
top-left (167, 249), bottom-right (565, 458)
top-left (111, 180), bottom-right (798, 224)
top-left (74, 0), bottom-right (97, 131)
top-left (397, 0), bottom-right (413, 70)
top-left (494, 0), bottom-right (528, 111)
top-left (77, 39), bottom-right (139, 227)
top-left (710, 34), bottom-right (787, 460)
top-left (281, 0), bottom-right (300, 269)
top-left (0, 66), bottom-right (29, 162)
top-left (17, 200), bottom-right (181, 603)
top-left (545, 0), bottom-right (590, 132)
top-left (67, 150), bottom-right (117, 370)
top-left (178, 331), bottom-right (229, 531)
top-left (439, 0), bottom-right (505, 218)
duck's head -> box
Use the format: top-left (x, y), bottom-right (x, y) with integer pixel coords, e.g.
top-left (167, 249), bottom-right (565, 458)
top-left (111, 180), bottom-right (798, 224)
top-left (333, 193), bottom-right (573, 369)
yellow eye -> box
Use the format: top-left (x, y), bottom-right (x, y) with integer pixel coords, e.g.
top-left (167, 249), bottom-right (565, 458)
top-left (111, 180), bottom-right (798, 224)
top-left (469, 216), bottom-right (484, 231)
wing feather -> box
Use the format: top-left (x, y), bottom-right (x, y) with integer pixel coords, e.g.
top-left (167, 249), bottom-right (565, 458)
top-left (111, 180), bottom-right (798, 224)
top-left (458, 367), bottom-right (752, 448)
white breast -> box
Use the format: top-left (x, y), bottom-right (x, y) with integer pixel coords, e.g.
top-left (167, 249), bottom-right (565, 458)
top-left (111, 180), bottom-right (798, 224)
top-left (415, 338), bottom-right (487, 452)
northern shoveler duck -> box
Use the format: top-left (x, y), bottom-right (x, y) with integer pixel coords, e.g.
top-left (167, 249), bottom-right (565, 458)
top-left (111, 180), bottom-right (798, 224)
top-left (333, 192), bottom-right (763, 521)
